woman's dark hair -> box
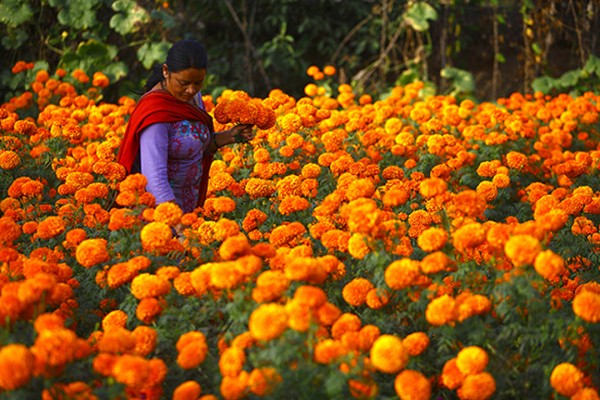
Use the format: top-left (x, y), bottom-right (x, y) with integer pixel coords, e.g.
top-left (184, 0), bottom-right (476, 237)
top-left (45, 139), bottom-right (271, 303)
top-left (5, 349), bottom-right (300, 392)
top-left (143, 39), bottom-right (208, 93)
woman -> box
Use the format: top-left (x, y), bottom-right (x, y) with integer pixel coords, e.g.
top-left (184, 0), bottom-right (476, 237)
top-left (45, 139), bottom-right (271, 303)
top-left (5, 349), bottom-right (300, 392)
top-left (117, 39), bottom-right (253, 213)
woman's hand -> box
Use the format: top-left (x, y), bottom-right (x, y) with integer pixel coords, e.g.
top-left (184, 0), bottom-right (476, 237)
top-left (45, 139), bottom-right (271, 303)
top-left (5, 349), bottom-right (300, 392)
top-left (230, 124), bottom-right (254, 144)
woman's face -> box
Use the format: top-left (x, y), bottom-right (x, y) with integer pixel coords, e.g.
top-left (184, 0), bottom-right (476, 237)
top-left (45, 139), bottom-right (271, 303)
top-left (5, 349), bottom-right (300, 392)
top-left (162, 65), bottom-right (206, 103)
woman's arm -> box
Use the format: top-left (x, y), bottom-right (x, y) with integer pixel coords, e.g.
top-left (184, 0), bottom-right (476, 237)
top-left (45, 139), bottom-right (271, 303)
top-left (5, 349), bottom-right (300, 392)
top-left (139, 123), bottom-right (177, 205)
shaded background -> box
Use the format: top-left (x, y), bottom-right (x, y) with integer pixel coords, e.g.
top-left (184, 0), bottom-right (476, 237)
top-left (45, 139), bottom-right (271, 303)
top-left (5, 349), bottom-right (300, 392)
top-left (1, 0), bottom-right (599, 103)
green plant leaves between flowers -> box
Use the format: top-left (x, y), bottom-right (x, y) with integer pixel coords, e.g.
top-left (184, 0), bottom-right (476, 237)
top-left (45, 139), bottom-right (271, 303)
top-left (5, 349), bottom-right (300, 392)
top-left (0, 0), bottom-right (33, 27)
top-left (48, 0), bottom-right (101, 30)
top-left (110, 0), bottom-right (150, 36)
top-left (137, 41), bottom-right (172, 69)
top-left (403, 1), bottom-right (438, 32)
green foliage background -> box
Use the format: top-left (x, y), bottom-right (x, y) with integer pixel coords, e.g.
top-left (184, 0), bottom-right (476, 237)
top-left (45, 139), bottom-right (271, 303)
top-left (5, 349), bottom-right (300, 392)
top-left (1, 0), bottom-right (600, 103)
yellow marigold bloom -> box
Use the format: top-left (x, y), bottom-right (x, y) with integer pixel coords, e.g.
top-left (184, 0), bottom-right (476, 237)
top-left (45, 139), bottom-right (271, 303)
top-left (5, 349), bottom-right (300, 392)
top-left (173, 380), bottom-right (202, 400)
top-left (0, 150), bottom-right (20, 170)
top-left (417, 227), bottom-right (448, 252)
top-left (425, 294), bottom-right (457, 326)
top-left (130, 273), bottom-right (171, 300)
top-left (209, 261), bottom-right (244, 289)
top-left (384, 258), bottom-right (421, 290)
top-left (370, 334), bottom-right (409, 374)
top-left (36, 216), bottom-right (66, 240)
top-left (441, 357), bottom-right (465, 390)
top-left (347, 232), bottom-right (371, 259)
top-left (504, 234), bottom-right (541, 267)
top-left (112, 354), bottom-right (150, 389)
top-left (140, 221), bottom-right (172, 251)
top-left (75, 238), bottom-right (109, 268)
top-left (153, 201), bottom-right (183, 226)
top-left (0, 344), bottom-right (34, 390)
top-left (572, 290), bottom-right (600, 323)
top-left (402, 332), bottom-right (430, 356)
top-left (219, 346), bottom-right (246, 377)
top-left (456, 346), bottom-right (488, 375)
top-left (249, 303), bottom-right (288, 341)
top-left (342, 277), bottom-right (374, 307)
top-left (394, 369), bottom-right (431, 400)
top-left (457, 372), bottom-right (496, 400)
top-left (533, 249), bottom-right (565, 281)
top-left (102, 310), bottom-right (128, 331)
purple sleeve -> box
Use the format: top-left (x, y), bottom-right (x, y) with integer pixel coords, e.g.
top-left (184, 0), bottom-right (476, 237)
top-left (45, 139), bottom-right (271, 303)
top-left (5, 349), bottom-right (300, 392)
top-left (139, 123), bottom-right (176, 204)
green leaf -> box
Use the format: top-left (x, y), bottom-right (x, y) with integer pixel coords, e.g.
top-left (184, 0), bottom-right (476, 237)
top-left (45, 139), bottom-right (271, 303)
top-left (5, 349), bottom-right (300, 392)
top-left (48, 0), bottom-right (101, 30)
top-left (110, 0), bottom-right (150, 35)
top-left (137, 41), bottom-right (171, 69)
top-left (531, 76), bottom-right (555, 93)
top-left (404, 1), bottom-right (438, 32)
top-left (441, 66), bottom-right (475, 93)
top-left (1, 27), bottom-right (28, 49)
top-left (583, 54), bottom-right (600, 76)
top-left (0, 0), bottom-right (33, 27)
top-left (531, 42), bottom-right (542, 55)
top-left (59, 40), bottom-right (119, 74)
top-left (557, 69), bottom-right (581, 89)
top-left (495, 53), bottom-right (506, 63)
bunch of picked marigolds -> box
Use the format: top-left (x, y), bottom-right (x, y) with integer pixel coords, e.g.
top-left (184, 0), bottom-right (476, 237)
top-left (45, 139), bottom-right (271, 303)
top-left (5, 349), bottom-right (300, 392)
top-left (0, 62), bottom-right (598, 400)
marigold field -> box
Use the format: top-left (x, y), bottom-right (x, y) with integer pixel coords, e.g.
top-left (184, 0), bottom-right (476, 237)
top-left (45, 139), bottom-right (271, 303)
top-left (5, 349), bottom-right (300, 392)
top-left (0, 63), bottom-right (599, 400)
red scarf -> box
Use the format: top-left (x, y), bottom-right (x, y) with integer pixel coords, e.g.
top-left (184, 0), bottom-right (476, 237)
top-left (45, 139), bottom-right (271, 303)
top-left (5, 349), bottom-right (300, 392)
top-left (117, 90), bottom-right (215, 208)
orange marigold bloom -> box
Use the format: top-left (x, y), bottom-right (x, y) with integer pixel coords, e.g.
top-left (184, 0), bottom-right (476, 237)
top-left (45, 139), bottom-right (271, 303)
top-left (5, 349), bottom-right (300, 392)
top-left (130, 273), bottom-right (171, 300)
top-left (504, 234), bottom-right (541, 267)
top-left (136, 297), bottom-right (164, 324)
top-left (75, 238), bottom-right (109, 268)
top-left (0, 150), bottom-right (21, 170)
top-left (132, 326), bottom-right (158, 356)
top-left (107, 262), bottom-right (136, 289)
top-left (0, 216), bottom-right (21, 245)
top-left (112, 354), bottom-right (150, 389)
top-left (278, 195), bottom-right (310, 215)
top-left (370, 334), bottom-right (409, 374)
top-left (384, 258), bottom-right (421, 290)
top-left (452, 222), bottom-right (486, 254)
top-left (140, 221), bottom-right (172, 251)
top-left (173, 380), bottom-right (202, 400)
top-left (456, 346), bottom-right (488, 375)
top-left (382, 187), bottom-right (410, 208)
top-left (313, 338), bottom-right (347, 364)
top-left (248, 367), bottom-right (281, 397)
top-left (550, 363), bottom-right (585, 397)
top-left (419, 177), bottom-right (447, 198)
top-left (533, 249), bottom-right (565, 281)
top-left (102, 310), bottom-right (128, 331)
top-left (0, 344), bottom-right (34, 390)
top-left (417, 227), bottom-right (448, 252)
top-left (36, 216), bottom-right (66, 240)
top-left (457, 372), bottom-right (496, 400)
top-left (402, 332), bottom-right (430, 356)
top-left (425, 294), bottom-right (456, 326)
top-left (571, 388), bottom-right (600, 400)
top-left (421, 251), bottom-right (453, 274)
top-left (441, 357), bottom-right (465, 390)
top-left (505, 151), bottom-right (528, 170)
top-left (153, 202), bottom-right (183, 226)
top-left (394, 369), bottom-right (431, 400)
top-left (219, 346), bottom-right (246, 377)
top-left (248, 303), bottom-right (288, 341)
top-left (252, 270), bottom-right (290, 303)
top-left (220, 370), bottom-right (249, 400)
top-left (572, 290), bottom-right (600, 323)
top-left (331, 312), bottom-right (361, 340)
top-left (342, 278), bottom-right (374, 306)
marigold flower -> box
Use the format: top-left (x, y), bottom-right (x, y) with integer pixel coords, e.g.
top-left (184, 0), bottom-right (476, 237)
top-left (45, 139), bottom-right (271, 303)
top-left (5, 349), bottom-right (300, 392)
top-left (425, 294), bottom-right (456, 326)
top-left (0, 150), bottom-right (21, 170)
top-left (173, 381), bottom-right (202, 400)
top-left (220, 370), bottom-right (250, 400)
top-left (176, 335), bottom-right (208, 370)
top-left (504, 234), bottom-right (541, 267)
top-left (457, 372), bottom-right (496, 400)
top-left (0, 344), bottom-right (34, 390)
top-left (132, 326), bottom-right (157, 356)
top-left (533, 249), bottom-right (565, 281)
top-left (571, 388), bottom-right (600, 400)
top-left (112, 354), bottom-right (150, 389)
top-left (417, 226), bottom-right (448, 252)
top-left (130, 273), bottom-right (171, 300)
top-left (153, 202), bottom-right (183, 226)
top-left (402, 332), bottom-right (429, 356)
top-left (394, 369), bottom-right (431, 400)
top-left (313, 338), bottom-right (347, 364)
top-left (102, 310), bottom-right (128, 331)
top-left (456, 346), bottom-right (488, 375)
top-left (140, 221), bottom-right (172, 251)
top-left (384, 258), bottom-right (421, 290)
top-left (452, 222), bottom-right (486, 254)
top-left (248, 303), bottom-right (288, 341)
top-left (370, 334), bottom-right (409, 374)
top-left (219, 346), bottom-right (246, 377)
top-left (441, 357), bottom-right (465, 389)
top-left (253, 270), bottom-right (290, 303)
top-left (36, 216), bottom-right (66, 240)
top-left (136, 297), bottom-right (164, 324)
top-left (75, 238), bottom-right (109, 268)
top-left (342, 278), bottom-right (374, 306)
top-left (572, 290), bottom-right (600, 323)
